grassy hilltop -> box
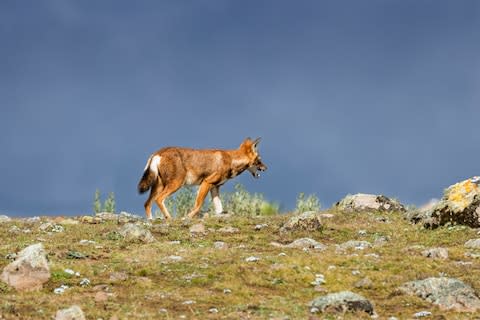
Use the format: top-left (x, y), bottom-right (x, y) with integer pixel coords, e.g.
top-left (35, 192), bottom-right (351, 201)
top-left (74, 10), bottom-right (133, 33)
top-left (1, 206), bottom-right (480, 319)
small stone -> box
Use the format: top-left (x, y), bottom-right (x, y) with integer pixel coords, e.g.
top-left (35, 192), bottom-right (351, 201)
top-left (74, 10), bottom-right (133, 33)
top-left (245, 256), bottom-right (260, 262)
top-left (254, 223), bottom-right (268, 230)
top-left (64, 269), bottom-right (76, 276)
top-left (55, 305), bottom-right (85, 320)
top-left (217, 226), bottom-right (239, 234)
top-left (54, 285), bottom-right (69, 294)
top-left (278, 252), bottom-right (287, 257)
top-left (79, 240), bottom-right (96, 245)
top-left (79, 278), bottom-right (90, 287)
top-left (413, 311), bottom-right (432, 318)
top-left (213, 241), bottom-right (228, 250)
top-left (167, 255), bottom-right (183, 262)
top-left (223, 288), bottom-right (232, 294)
top-left (422, 248), bottom-right (449, 260)
top-left (358, 230), bottom-right (367, 236)
top-left (354, 277), bottom-right (373, 289)
top-left (189, 223), bottom-right (206, 234)
top-left (109, 272), bottom-right (128, 282)
top-left (66, 251), bottom-right (86, 259)
top-left (208, 307), bottom-right (218, 313)
top-left (118, 223), bottom-right (156, 243)
top-left (182, 300), bottom-right (195, 305)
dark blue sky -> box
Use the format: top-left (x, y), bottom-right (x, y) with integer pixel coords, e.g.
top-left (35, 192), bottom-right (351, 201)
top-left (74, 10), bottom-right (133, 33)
top-left (1, 1), bottom-right (479, 216)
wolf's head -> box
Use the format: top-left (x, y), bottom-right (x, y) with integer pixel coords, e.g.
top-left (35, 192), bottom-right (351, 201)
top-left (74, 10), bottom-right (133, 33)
top-left (241, 137), bottom-right (267, 179)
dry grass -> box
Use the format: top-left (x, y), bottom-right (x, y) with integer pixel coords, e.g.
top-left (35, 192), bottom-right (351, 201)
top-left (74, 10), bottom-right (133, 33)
top-left (1, 210), bottom-right (480, 319)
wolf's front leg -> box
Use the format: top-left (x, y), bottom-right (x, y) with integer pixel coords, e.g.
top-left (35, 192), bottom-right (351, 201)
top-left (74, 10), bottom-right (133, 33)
top-left (210, 186), bottom-right (223, 215)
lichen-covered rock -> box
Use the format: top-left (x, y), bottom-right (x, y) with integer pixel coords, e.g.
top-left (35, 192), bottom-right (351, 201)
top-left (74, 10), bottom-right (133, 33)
top-left (335, 193), bottom-right (405, 212)
top-left (310, 291), bottom-right (374, 315)
top-left (118, 223), bottom-right (156, 243)
top-left (1, 243), bottom-right (50, 291)
top-left (280, 211), bottom-right (322, 233)
top-left (398, 277), bottom-right (480, 312)
top-left (464, 238), bottom-right (480, 249)
top-left (421, 247), bottom-right (448, 260)
top-left (409, 177), bottom-right (480, 228)
top-left (55, 305), bottom-right (86, 320)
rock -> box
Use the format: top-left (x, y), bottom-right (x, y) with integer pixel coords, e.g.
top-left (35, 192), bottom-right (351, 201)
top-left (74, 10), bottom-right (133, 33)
top-left (189, 223), bottom-right (206, 235)
top-left (310, 274), bottom-right (326, 286)
top-left (55, 305), bottom-right (86, 320)
top-left (335, 193), bottom-right (405, 212)
top-left (280, 211), bottom-right (323, 233)
top-left (271, 238), bottom-right (327, 250)
top-left (398, 277), bottom-right (480, 312)
top-left (109, 272), bottom-right (129, 282)
top-left (245, 256), bottom-right (260, 262)
top-left (80, 216), bottom-right (103, 224)
top-left (337, 240), bottom-right (372, 252)
top-left (0, 215), bottom-right (11, 223)
top-left (354, 277), bottom-right (373, 289)
top-left (465, 238), bottom-right (480, 249)
top-left (96, 212), bottom-right (118, 220)
top-left (413, 311), bottom-right (432, 318)
top-left (409, 177), bottom-right (480, 228)
top-left (66, 251), bottom-right (87, 259)
top-left (310, 291), bottom-right (374, 315)
top-left (1, 243), bottom-right (50, 291)
top-left (422, 248), bottom-right (449, 260)
top-left (213, 241), bottom-right (229, 250)
top-left (118, 223), bottom-right (156, 243)
top-left (39, 223), bottom-right (64, 233)
top-left (79, 278), bottom-right (90, 287)
top-left (217, 226), bottom-right (239, 234)
top-left (254, 223), bottom-right (268, 230)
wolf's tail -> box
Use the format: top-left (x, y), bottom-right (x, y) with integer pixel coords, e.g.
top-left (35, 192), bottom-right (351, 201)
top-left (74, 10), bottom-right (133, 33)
top-left (138, 155), bottom-right (160, 194)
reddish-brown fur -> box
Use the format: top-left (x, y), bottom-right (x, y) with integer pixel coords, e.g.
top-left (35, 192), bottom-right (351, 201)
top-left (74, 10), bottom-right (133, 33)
top-left (138, 138), bottom-right (267, 219)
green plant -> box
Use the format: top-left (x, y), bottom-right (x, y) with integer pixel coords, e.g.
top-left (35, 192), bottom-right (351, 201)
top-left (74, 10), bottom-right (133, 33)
top-left (93, 190), bottom-right (116, 214)
top-left (224, 184), bottom-right (278, 216)
top-left (164, 186), bottom-right (197, 218)
top-left (295, 192), bottom-right (321, 213)
top-left (103, 192), bottom-right (116, 213)
top-left (93, 189), bottom-right (102, 214)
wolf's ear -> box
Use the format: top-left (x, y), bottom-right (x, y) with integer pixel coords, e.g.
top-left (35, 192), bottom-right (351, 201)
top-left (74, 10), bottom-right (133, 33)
top-left (252, 137), bottom-right (261, 151)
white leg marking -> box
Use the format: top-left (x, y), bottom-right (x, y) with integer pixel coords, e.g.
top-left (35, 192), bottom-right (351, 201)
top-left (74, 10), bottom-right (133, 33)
top-left (150, 155), bottom-right (161, 175)
top-left (213, 196), bottom-right (223, 215)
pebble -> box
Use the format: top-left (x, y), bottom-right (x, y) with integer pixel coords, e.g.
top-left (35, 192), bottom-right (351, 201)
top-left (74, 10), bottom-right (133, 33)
top-left (414, 311), bottom-right (432, 318)
top-left (54, 285), bottom-right (69, 294)
top-left (245, 256), bottom-right (260, 262)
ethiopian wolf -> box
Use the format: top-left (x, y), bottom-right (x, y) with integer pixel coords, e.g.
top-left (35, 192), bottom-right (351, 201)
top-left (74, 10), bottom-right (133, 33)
top-left (138, 138), bottom-right (267, 220)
